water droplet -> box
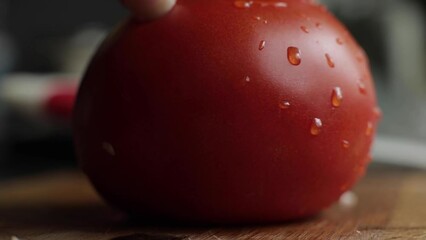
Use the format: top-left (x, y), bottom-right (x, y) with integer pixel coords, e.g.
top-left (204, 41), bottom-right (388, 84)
top-left (234, 0), bottom-right (253, 8)
top-left (300, 26), bottom-right (309, 33)
top-left (234, 1), bottom-right (287, 8)
top-left (325, 53), bottom-right (335, 68)
top-left (374, 107), bottom-right (383, 119)
top-left (254, 16), bottom-right (268, 24)
top-left (366, 122), bottom-right (373, 136)
top-left (245, 76), bottom-right (251, 82)
top-left (259, 40), bottom-right (266, 50)
top-left (102, 142), bottom-right (116, 156)
top-left (331, 87), bottom-right (343, 107)
top-left (336, 38), bottom-right (344, 45)
top-left (315, 22), bottom-right (322, 29)
top-left (342, 140), bottom-right (350, 149)
top-left (279, 101), bottom-right (291, 109)
top-left (287, 47), bottom-right (302, 66)
top-left (272, 2), bottom-right (288, 8)
top-left (358, 81), bottom-right (367, 95)
top-left (310, 118), bottom-right (323, 136)
top-left (356, 48), bottom-right (367, 63)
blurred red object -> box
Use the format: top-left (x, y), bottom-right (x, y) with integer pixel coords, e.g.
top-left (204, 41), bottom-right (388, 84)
top-left (0, 74), bottom-right (78, 123)
top-left (44, 84), bottom-right (77, 120)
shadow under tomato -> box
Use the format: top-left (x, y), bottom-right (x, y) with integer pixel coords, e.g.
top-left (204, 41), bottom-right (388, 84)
top-left (0, 203), bottom-right (125, 232)
top-left (0, 201), bottom-right (321, 237)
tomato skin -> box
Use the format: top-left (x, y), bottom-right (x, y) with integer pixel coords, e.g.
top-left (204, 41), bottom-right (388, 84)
top-left (74, 0), bottom-right (378, 224)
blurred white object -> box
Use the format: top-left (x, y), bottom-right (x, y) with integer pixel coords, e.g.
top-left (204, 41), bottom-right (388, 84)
top-left (320, 0), bottom-right (379, 20)
top-left (0, 74), bottom-right (77, 121)
top-left (339, 191), bottom-right (358, 208)
top-left (373, 136), bottom-right (426, 169)
top-left (373, 1), bottom-right (426, 169)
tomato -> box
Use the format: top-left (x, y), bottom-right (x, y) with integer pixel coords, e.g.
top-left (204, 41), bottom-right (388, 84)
top-left (73, 0), bottom-right (380, 224)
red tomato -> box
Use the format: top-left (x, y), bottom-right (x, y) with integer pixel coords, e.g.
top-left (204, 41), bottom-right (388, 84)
top-left (74, 0), bottom-right (380, 224)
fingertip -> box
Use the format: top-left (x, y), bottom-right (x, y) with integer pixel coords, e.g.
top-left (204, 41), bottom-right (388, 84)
top-left (121, 0), bottom-right (176, 21)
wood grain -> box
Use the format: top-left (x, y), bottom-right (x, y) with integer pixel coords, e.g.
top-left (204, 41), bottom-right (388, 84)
top-left (1, 164), bottom-right (426, 240)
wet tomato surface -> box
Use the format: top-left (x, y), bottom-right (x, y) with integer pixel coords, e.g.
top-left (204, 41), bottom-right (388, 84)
top-left (74, 0), bottom-right (380, 224)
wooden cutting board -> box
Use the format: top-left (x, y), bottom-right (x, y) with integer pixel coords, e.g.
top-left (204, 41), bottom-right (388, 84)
top-left (1, 164), bottom-right (426, 240)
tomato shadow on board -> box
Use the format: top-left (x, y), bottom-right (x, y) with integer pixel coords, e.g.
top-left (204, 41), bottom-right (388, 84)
top-left (0, 201), bottom-right (322, 236)
top-left (0, 203), bottom-right (124, 232)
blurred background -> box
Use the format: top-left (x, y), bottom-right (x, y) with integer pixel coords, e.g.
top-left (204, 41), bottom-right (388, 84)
top-left (0, 0), bottom-right (425, 179)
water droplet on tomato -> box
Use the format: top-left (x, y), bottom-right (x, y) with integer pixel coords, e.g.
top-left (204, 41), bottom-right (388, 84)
top-left (102, 142), bottom-right (116, 156)
top-left (358, 81), bottom-right (367, 95)
top-left (234, 1), bottom-right (253, 8)
top-left (301, 26), bottom-right (309, 33)
top-left (316, 22), bottom-right (322, 29)
top-left (254, 16), bottom-right (268, 24)
top-left (331, 87), bottom-right (343, 108)
top-left (310, 118), bottom-right (323, 136)
top-left (336, 38), bottom-right (344, 45)
top-left (366, 122), bottom-right (373, 136)
top-left (287, 47), bottom-right (302, 66)
top-left (279, 101), bottom-right (291, 110)
top-left (245, 76), bottom-right (251, 82)
top-left (342, 140), bottom-right (350, 149)
top-left (259, 40), bottom-right (266, 50)
top-left (234, 1), bottom-right (287, 8)
top-left (325, 53), bottom-right (335, 68)
top-left (374, 107), bottom-right (383, 119)
top-left (356, 48), bottom-right (367, 63)
top-left (272, 2), bottom-right (288, 8)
